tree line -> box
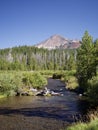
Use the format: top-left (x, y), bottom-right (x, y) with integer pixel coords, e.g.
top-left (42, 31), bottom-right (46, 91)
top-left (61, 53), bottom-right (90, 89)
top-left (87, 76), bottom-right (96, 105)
top-left (0, 46), bottom-right (77, 70)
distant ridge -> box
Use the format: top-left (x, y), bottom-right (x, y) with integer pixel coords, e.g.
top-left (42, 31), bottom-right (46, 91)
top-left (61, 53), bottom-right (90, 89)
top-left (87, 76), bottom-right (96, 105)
top-left (35, 34), bottom-right (81, 49)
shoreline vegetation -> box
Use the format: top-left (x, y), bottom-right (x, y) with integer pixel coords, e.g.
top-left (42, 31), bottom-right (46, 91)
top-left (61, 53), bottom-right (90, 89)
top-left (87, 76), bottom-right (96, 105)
top-left (66, 118), bottom-right (98, 130)
top-left (0, 71), bottom-right (48, 97)
top-left (0, 94), bottom-right (7, 99)
top-left (66, 110), bottom-right (98, 130)
top-left (0, 70), bottom-right (76, 97)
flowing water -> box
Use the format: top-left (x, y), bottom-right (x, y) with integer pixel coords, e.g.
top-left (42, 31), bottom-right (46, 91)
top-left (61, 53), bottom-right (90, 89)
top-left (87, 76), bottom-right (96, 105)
top-left (0, 78), bottom-right (89, 130)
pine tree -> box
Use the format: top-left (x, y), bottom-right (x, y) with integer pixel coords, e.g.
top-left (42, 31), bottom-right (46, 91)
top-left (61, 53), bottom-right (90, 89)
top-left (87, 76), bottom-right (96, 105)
top-left (94, 39), bottom-right (98, 69)
top-left (76, 31), bottom-right (96, 92)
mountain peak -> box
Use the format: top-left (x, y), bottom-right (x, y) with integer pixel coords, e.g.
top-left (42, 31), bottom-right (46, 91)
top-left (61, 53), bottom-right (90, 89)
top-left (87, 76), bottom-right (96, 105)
top-left (50, 34), bottom-right (68, 40)
top-left (50, 34), bottom-right (64, 38)
top-left (35, 34), bottom-right (81, 49)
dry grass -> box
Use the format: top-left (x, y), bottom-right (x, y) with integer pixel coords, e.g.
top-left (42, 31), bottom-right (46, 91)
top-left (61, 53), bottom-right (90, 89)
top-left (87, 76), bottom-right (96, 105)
top-left (65, 110), bottom-right (98, 130)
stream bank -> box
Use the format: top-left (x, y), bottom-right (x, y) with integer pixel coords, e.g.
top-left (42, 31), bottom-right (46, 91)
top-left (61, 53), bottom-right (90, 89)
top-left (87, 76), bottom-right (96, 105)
top-left (0, 78), bottom-right (89, 130)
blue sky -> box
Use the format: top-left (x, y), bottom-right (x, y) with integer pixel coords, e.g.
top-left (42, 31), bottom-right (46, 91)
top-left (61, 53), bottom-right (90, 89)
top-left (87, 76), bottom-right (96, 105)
top-left (0, 0), bottom-right (98, 48)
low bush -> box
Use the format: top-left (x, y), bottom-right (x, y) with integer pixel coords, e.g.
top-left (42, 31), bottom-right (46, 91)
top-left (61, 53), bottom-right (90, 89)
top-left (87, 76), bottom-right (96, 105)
top-left (30, 72), bottom-right (47, 89)
top-left (22, 72), bottom-right (47, 89)
top-left (0, 71), bottom-right (47, 96)
top-left (0, 73), bottom-right (23, 96)
top-left (87, 76), bottom-right (98, 104)
top-left (64, 76), bottom-right (78, 90)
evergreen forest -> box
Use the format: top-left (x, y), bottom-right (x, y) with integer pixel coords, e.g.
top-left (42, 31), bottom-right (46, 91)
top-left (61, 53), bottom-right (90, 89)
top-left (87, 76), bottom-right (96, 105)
top-left (0, 45), bottom-right (77, 71)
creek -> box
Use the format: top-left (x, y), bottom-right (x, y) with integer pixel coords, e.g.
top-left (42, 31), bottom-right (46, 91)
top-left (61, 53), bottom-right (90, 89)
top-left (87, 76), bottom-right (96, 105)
top-left (0, 78), bottom-right (89, 130)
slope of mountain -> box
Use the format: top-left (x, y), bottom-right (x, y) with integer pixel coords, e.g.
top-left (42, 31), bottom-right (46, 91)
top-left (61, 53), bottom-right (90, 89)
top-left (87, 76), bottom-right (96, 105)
top-left (35, 34), bottom-right (81, 49)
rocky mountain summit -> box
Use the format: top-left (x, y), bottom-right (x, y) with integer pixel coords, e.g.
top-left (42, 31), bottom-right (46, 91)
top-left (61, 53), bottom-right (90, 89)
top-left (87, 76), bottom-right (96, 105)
top-left (35, 34), bottom-right (81, 49)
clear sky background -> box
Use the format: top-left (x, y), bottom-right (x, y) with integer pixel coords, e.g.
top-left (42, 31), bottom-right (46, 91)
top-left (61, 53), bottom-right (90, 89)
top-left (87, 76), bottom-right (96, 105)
top-left (0, 0), bottom-right (98, 49)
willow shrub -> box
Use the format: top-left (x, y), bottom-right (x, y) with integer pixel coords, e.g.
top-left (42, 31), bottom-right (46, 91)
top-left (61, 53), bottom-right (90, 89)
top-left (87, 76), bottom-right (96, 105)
top-left (87, 76), bottom-right (98, 104)
top-left (22, 72), bottom-right (47, 89)
top-left (0, 71), bottom-right (47, 96)
top-left (0, 73), bottom-right (23, 96)
top-left (64, 75), bottom-right (78, 90)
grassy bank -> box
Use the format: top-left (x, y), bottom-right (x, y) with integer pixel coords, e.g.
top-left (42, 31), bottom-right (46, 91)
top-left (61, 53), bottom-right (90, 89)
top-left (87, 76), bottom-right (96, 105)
top-left (0, 94), bottom-right (7, 99)
top-left (0, 71), bottom-right (47, 97)
top-left (66, 117), bottom-right (98, 130)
